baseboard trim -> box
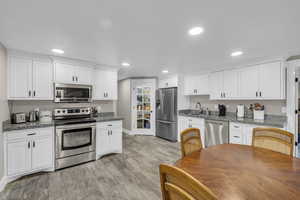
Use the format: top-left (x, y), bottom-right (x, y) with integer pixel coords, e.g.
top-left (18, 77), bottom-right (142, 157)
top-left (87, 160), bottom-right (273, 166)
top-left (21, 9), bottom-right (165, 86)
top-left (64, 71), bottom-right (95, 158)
top-left (0, 176), bottom-right (8, 192)
top-left (123, 128), bottom-right (134, 135)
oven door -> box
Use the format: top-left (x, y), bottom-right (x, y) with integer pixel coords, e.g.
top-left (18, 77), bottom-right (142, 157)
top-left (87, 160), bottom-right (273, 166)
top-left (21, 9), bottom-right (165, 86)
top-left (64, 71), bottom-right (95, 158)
top-left (54, 83), bottom-right (92, 103)
top-left (56, 123), bottom-right (96, 158)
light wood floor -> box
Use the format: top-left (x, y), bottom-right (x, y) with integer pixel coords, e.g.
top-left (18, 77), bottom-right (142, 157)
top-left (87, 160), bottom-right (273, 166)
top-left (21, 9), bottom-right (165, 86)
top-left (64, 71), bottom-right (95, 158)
top-left (0, 135), bottom-right (180, 200)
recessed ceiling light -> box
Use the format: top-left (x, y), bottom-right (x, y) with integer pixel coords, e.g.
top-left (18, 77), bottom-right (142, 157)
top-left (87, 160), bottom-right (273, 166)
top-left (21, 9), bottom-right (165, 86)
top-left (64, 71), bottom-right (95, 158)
top-left (121, 62), bottom-right (130, 67)
top-left (188, 27), bottom-right (204, 36)
top-left (51, 49), bottom-right (64, 54)
top-left (231, 51), bottom-right (243, 57)
top-left (162, 70), bottom-right (169, 74)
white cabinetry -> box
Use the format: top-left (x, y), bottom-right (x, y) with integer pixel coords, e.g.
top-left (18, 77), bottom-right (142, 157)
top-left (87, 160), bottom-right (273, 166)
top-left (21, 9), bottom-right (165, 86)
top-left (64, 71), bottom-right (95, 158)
top-left (238, 66), bottom-right (260, 99)
top-left (8, 56), bottom-right (53, 100)
top-left (4, 127), bottom-right (54, 177)
top-left (159, 76), bottom-right (178, 88)
top-left (96, 121), bottom-right (123, 158)
top-left (229, 122), bottom-right (283, 145)
top-left (54, 62), bottom-right (92, 85)
top-left (209, 69), bottom-right (238, 100)
top-left (184, 74), bottom-right (209, 95)
top-left (94, 69), bottom-right (118, 100)
top-left (178, 116), bottom-right (205, 147)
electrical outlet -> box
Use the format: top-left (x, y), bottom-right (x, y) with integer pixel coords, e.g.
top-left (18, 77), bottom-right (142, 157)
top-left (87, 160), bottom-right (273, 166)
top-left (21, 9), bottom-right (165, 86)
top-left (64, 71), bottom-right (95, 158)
top-left (281, 107), bottom-right (287, 113)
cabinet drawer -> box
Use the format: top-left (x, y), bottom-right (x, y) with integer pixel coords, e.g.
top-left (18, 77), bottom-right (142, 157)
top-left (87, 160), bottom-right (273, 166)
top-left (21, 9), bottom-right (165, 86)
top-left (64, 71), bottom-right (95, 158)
top-left (97, 120), bottom-right (122, 129)
top-left (230, 123), bottom-right (243, 144)
top-left (187, 117), bottom-right (205, 125)
top-left (5, 127), bottom-right (53, 141)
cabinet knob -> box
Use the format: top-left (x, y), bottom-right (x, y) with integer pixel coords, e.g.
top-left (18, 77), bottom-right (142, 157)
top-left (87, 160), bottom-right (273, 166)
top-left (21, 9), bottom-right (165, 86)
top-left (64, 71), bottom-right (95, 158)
top-left (28, 142), bottom-right (30, 149)
top-left (29, 91), bottom-right (31, 97)
top-left (33, 141), bottom-right (35, 148)
top-left (76, 76), bottom-right (78, 82)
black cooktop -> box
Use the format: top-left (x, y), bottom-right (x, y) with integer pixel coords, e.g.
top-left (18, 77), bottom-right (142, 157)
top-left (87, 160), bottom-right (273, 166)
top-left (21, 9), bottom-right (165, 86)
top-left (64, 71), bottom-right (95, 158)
top-left (54, 117), bottom-right (96, 126)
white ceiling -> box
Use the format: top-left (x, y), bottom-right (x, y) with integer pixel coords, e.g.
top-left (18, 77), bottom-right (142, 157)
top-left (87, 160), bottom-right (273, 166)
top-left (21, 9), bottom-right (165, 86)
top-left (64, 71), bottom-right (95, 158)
top-left (0, 0), bottom-right (300, 78)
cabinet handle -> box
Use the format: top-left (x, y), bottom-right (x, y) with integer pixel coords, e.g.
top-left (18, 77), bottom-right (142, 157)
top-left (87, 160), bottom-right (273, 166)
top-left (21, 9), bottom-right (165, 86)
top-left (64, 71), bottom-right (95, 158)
top-left (108, 130), bottom-right (109, 136)
top-left (72, 76), bottom-right (75, 82)
top-left (27, 133), bottom-right (36, 136)
top-left (76, 76), bottom-right (78, 82)
top-left (28, 141), bottom-right (30, 149)
top-left (33, 91), bottom-right (36, 97)
top-left (110, 130), bottom-right (112, 135)
top-left (224, 92), bottom-right (226, 98)
top-left (33, 141), bottom-right (35, 148)
top-left (256, 91), bottom-right (258, 97)
top-left (233, 126), bottom-right (240, 128)
top-left (259, 91), bottom-right (262, 97)
top-left (107, 124), bottom-right (112, 126)
top-left (29, 91), bottom-right (31, 97)
top-left (233, 136), bottom-right (240, 138)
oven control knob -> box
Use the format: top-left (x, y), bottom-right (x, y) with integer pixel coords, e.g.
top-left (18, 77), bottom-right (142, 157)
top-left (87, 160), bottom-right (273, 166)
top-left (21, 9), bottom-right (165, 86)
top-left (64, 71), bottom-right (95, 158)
top-left (62, 110), bottom-right (66, 113)
top-left (86, 110), bottom-right (89, 112)
top-left (57, 110), bottom-right (61, 113)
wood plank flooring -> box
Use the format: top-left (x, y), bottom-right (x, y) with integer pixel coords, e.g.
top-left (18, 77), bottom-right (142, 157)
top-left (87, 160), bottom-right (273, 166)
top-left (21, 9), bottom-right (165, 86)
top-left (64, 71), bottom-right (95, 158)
top-left (0, 135), bottom-right (180, 200)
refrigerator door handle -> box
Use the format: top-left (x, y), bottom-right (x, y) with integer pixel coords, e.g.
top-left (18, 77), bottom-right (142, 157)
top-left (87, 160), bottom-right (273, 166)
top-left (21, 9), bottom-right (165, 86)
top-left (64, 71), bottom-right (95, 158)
top-left (157, 120), bottom-right (176, 124)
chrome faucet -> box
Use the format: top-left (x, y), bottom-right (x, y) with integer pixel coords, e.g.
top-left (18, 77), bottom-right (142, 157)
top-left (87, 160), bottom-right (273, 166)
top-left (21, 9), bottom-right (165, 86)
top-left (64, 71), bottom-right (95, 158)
top-left (195, 102), bottom-right (202, 110)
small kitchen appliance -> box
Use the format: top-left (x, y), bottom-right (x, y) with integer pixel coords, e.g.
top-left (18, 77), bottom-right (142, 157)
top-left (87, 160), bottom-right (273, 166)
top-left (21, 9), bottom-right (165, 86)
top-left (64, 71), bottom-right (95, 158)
top-left (237, 104), bottom-right (245, 118)
top-left (218, 104), bottom-right (226, 116)
top-left (39, 111), bottom-right (52, 123)
top-left (11, 113), bottom-right (26, 124)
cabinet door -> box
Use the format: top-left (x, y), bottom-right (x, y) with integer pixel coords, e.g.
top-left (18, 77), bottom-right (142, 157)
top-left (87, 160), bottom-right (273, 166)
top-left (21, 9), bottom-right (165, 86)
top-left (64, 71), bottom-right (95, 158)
top-left (55, 63), bottom-right (75, 84)
top-left (96, 128), bottom-right (110, 158)
top-left (8, 57), bottom-right (32, 99)
top-left (259, 62), bottom-right (282, 99)
top-left (209, 71), bottom-right (223, 99)
top-left (239, 66), bottom-right (259, 99)
top-left (75, 66), bottom-right (92, 85)
top-left (197, 74), bottom-right (209, 95)
top-left (223, 69), bottom-right (238, 99)
top-left (31, 135), bottom-right (53, 170)
top-left (184, 76), bottom-right (196, 95)
top-left (110, 127), bottom-right (123, 153)
top-left (190, 122), bottom-right (205, 147)
top-left (178, 117), bottom-right (189, 141)
top-left (184, 75), bottom-right (209, 95)
top-left (7, 139), bottom-right (30, 176)
top-left (32, 61), bottom-right (53, 100)
top-left (94, 70), bottom-right (118, 100)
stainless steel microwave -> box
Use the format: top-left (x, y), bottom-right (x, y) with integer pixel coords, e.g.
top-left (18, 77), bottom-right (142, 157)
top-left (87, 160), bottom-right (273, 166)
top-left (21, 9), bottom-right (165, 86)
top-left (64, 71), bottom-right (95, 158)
top-left (54, 83), bottom-right (92, 103)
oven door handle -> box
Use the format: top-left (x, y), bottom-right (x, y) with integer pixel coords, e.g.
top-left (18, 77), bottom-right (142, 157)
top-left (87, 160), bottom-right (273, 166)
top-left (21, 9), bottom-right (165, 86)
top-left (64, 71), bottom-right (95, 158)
top-left (62, 142), bottom-right (92, 150)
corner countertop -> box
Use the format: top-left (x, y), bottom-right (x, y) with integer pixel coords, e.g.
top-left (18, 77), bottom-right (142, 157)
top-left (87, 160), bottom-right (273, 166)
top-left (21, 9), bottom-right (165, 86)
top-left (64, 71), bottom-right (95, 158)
top-left (3, 112), bottom-right (124, 132)
top-left (179, 110), bottom-right (287, 128)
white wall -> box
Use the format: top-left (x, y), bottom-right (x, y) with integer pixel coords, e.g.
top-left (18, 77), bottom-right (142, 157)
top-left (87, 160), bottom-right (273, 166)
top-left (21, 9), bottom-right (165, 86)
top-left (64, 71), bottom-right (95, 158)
top-left (189, 95), bottom-right (286, 116)
top-left (0, 43), bottom-right (9, 180)
top-left (117, 79), bottom-right (131, 130)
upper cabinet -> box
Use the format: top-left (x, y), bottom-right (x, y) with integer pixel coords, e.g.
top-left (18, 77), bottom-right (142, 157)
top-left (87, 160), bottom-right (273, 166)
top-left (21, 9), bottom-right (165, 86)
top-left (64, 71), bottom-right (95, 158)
top-left (209, 69), bottom-right (238, 99)
top-left (238, 61), bottom-right (284, 100)
top-left (184, 74), bottom-right (209, 95)
top-left (158, 76), bottom-right (178, 88)
top-left (93, 69), bottom-right (118, 100)
top-left (8, 56), bottom-right (53, 100)
top-left (54, 62), bottom-right (92, 85)
top-left (209, 61), bottom-right (285, 100)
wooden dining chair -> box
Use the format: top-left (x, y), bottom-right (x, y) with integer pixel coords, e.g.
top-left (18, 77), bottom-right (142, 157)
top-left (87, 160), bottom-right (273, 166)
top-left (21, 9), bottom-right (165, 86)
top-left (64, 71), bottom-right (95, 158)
top-left (180, 128), bottom-right (203, 158)
top-left (252, 128), bottom-right (294, 156)
top-left (159, 164), bottom-right (218, 200)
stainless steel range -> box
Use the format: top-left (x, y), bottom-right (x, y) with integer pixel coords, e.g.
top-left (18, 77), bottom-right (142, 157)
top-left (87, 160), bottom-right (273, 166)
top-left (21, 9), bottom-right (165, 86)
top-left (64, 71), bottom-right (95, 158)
top-left (54, 107), bottom-right (96, 170)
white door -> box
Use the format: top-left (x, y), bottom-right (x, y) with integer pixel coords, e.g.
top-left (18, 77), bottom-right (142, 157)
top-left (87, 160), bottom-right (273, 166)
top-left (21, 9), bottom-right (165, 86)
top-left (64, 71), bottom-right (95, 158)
top-left (110, 127), bottom-right (122, 153)
top-left (94, 70), bottom-right (118, 100)
top-left (96, 128), bottom-right (110, 157)
top-left (209, 71), bottom-right (223, 99)
top-left (55, 63), bottom-right (75, 84)
top-left (223, 69), bottom-right (238, 99)
top-left (132, 79), bottom-right (156, 135)
top-left (239, 66), bottom-right (259, 99)
top-left (31, 136), bottom-right (53, 170)
top-left (8, 57), bottom-right (32, 99)
top-left (75, 66), bottom-right (92, 85)
top-left (32, 60), bottom-right (53, 100)
top-left (259, 62), bottom-right (282, 99)
top-left (7, 139), bottom-right (30, 176)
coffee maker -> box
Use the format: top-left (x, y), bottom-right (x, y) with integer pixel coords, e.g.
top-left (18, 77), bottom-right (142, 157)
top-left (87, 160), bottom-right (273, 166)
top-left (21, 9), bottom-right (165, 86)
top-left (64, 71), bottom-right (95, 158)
top-left (218, 104), bottom-right (226, 116)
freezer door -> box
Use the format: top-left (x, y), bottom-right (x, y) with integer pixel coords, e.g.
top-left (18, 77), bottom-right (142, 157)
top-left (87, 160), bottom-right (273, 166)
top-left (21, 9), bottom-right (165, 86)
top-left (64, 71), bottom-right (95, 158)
top-left (156, 88), bottom-right (177, 122)
top-left (156, 120), bottom-right (177, 142)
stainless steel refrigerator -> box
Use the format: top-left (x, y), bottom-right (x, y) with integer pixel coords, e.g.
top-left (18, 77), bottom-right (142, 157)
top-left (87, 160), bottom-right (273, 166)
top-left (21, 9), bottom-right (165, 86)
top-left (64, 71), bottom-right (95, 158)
top-left (156, 87), bottom-right (177, 142)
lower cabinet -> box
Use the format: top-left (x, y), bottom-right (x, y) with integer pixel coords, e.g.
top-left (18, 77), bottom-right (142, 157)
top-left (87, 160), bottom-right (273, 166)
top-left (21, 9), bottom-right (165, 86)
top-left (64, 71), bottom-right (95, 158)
top-left (96, 120), bottom-right (123, 159)
top-left (229, 122), bottom-right (281, 145)
top-left (178, 116), bottom-right (205, 147)
top-left (5, 127), bottom-right (54, 177)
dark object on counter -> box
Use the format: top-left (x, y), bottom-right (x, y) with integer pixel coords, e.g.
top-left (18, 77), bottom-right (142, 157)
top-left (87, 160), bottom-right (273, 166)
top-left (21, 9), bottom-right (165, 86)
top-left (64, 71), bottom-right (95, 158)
top-left (218, 104), bottom-right (226, 116)
top-left (29, 111), bottom-right (39, 122)
top-left (11, 113), bottom-right (26, 124)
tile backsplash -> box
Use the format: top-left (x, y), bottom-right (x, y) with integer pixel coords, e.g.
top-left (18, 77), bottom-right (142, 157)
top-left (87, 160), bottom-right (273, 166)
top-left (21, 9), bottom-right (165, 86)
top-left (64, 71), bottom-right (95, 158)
top-left (189, 95), bottom-right (286, 116)
top-left (9, 100), bottom-right (116, 115)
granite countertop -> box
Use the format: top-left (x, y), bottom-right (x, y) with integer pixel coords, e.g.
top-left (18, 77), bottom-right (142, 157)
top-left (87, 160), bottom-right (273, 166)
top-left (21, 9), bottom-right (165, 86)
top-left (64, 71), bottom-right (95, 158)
top-left (179, 110), bottom-right (287, 128)
top-left (3, 112), bottom-right (124, 132)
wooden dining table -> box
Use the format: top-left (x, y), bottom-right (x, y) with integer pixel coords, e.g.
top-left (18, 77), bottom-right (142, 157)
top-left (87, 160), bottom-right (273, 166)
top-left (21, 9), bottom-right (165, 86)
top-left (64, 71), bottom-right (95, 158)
top-left (175, 144), bottom-right (300, 200)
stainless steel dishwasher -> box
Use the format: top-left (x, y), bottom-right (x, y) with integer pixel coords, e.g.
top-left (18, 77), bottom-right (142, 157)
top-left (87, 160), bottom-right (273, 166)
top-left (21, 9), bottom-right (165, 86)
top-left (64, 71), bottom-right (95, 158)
top-left (205, 120), bottom-right (229, 147)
